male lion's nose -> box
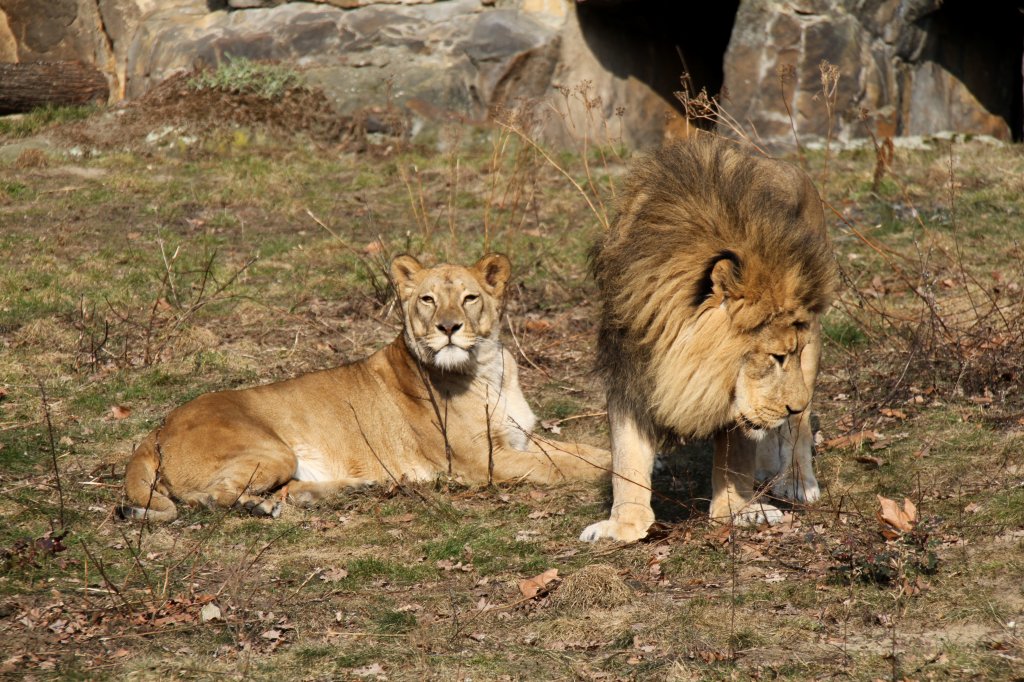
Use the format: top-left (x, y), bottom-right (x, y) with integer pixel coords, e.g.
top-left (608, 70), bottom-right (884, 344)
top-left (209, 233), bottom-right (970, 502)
top-left (437, 321), bottom-right (462, 337)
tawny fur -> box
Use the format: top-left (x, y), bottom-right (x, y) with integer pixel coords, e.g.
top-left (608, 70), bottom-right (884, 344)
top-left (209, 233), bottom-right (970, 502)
top-left (119, 254), bottom-right (610, 522)
top-left (581, 135), bottom-right (837, 543)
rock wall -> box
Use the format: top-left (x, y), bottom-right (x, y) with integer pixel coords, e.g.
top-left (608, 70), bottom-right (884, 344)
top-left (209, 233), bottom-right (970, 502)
top-left (0, 0), bottom-right (1020, 146)
top-left (723, 0), bottom-right (1022, 145)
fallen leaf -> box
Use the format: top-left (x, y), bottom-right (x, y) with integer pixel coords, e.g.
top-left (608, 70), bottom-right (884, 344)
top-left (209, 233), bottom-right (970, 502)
top-left (518, 568), bottom-right (558, 599)
top-left (854, 454), bottom-right (884, 468)
top-left (540, 419), bottom-right (562, 435)
top-left (389, 513), bottom-right (416, 523)
top-left (524, 318), bottom-right (553, 334)
top-left (876, 495), bottom-right (917, 538)
top-left (527, 510), bottom-right (550, 520)
top-left (352, 663), bottom-right (385, 678)
top-left (109, 405), bottom-right (132, 419)
top-left (880, 407), bottom-right (907, 420)
top-left (319, 567), bottom-right (349, 582)
top-left (528, 491), bottom-right (547, 501)
top-left (963, 502), bottom-right (981, 514)
top-left (261, 629), bottom-right (282, 640)
top-left (0, 387), bottom-right (7, 400)
top-left (200, 603), bottom-right (222, 623)
top-left (363, 240), bottom-right (384, 256)
top-left (823, 430), bottom-right (882, 450)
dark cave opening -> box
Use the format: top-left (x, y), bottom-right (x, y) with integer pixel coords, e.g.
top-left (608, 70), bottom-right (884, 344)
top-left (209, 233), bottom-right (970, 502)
top-left (919, 0), bottom-right (1024, 140)
top-left (575, 0), bottom-right (740, 127)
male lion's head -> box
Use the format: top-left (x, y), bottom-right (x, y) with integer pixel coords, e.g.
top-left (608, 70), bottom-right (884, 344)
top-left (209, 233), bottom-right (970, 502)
top-left (593, 135), bottom-right (838, 439)
top-left (391, 253), bottom-right (511, 373)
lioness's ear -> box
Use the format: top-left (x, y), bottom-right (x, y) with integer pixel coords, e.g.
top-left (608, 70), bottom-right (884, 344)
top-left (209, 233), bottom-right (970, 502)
top-left (708, 253), bottom-right (741, 304)
top-left (390, 255), bottom-right (423, 296)
top-left (473, 253), bottom-right (512, 298)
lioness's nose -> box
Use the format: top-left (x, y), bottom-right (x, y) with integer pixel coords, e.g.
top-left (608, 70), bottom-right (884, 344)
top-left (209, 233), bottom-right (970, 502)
top-left (437, 321), bottom-right (462, 336)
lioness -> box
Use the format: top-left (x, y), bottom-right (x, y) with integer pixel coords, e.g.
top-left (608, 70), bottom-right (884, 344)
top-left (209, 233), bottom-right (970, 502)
top-left (118, 254), bottom-right (610, 522)
top-left (580, 135), bottom-right (837, 543)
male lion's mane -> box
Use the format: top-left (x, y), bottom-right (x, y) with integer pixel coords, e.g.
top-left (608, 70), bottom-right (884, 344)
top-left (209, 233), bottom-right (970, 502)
top-left (592, 135), bottom-right (836, 439)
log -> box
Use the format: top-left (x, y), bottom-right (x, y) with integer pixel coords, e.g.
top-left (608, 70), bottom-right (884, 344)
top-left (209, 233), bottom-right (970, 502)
top-left (0, 61), bottom-right (109, 114)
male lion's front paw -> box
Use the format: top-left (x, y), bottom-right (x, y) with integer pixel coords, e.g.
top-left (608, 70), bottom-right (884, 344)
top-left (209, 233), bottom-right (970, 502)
top-left (733, 502), bottom-right (784, 526)
top-left (579, 518), bottom-right (652, 543)
top-left (710, 501), bottom-right (784, 526)
top-left (772, 475), bottom-right (820, 504)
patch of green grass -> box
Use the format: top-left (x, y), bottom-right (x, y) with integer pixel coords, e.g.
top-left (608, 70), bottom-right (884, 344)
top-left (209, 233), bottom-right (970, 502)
top-left (188, 57), bottom-right (304, 99)
top-left (1, 180), bottom-right (34, 200)
top-left (541, 396), bottom-right (583, 420)
top-left (373, 609), bottom-right (417, 634)
top-left (344, 557), bottom-right (432, 586)
top-left (823, 315), bottom-right (867, 348)
top-left (421, 523), bottom-right (545, 574)
top-left (0, 105), bottom-right (95, 138)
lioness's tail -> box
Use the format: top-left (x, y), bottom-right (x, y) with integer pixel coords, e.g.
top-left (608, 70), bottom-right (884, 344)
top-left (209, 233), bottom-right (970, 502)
top-left (117, 434), bottom-right (178, 522)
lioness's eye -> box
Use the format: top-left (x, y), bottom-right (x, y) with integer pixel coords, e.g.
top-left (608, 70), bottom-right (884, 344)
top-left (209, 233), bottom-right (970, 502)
top-left (419, 295), bottom-right (435, 305)
top-left (771, 354), bottom-right (786, 366)
top-left (463, 294), bottom-right (479, 304)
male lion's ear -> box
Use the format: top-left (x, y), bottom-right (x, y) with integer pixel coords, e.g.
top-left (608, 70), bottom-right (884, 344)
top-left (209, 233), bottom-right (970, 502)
top-left (473, 253), bottom-right (512, 298)
top-left (708, 253), bottom-right (741, 304)
top-left (390, 255), bottom-right (423, 296)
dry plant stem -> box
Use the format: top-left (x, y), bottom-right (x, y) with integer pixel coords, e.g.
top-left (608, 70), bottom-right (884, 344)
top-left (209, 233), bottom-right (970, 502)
top-left (79, 539), bottom-right (132, 615)
top-left (158, 240), bottom-right (182, 308)
top-left (497, 120), bottom-right (608, 230)
top-left (117, 526), bottom-right (158, 608)
top-left (776, 65), bottom-right (806, 167)
top-left (483, 127), bottom-right (512, 251)
top-left (37, 380), bottom-right (65, 529)
top-left (819, 61), bottom-right (839, 189)
top-left (398, 164), bottom-right (430, 239)
top-left (485, 393), bottom-right (494, 487)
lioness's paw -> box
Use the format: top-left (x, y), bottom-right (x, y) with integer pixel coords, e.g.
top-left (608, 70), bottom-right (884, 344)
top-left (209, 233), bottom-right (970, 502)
top-left (772, 475), bottom-right (820, 504)
top-left (579, 518), bottom-right (652, 543)
top-left (243, 499), bottom-right (282, 518)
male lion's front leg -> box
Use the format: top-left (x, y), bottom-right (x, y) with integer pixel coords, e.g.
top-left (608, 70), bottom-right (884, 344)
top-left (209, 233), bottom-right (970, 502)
top-left (711, 430), bottom-right (783, 526)
top-left (765, 320), bottom-right (822, 503)
top-left (756, 412), bottom-right (819, 503)
top-left (579, 406), bottom-right (656, 543)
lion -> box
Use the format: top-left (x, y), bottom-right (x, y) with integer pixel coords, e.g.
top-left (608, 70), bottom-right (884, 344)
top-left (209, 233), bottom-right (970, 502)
top-left (579, 135), bottom-right (837, 543)
top-left (118, 253), bottom-right (611, 522)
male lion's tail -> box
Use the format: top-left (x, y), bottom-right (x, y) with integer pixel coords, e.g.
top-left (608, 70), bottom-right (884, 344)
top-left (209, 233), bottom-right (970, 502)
top-left (116, 434), bottom-right (178, 522)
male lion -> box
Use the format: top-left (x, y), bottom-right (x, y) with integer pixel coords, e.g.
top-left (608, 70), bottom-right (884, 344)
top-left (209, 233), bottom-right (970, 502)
top-left (580, 136), bottom-right (836, 543)
top-left (118, 254), bottom-right (610, 522)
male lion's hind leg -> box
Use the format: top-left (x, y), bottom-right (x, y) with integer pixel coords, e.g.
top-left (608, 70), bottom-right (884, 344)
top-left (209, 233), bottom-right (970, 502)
top-left (755, 413), bottom-right (820, 504)
top-left (579, 407), bottom-right (656, 543)
top-left (711, 430), bottom-right (783, 526)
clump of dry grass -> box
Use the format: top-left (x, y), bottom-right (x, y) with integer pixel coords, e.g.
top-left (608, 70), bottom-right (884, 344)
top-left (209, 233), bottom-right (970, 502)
top-left (551, 563), bottom-right (633, 610)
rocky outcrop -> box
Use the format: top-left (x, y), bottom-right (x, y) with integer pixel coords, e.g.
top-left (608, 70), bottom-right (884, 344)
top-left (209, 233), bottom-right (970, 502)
top-left (722, 0), bottom-right (1022, 145)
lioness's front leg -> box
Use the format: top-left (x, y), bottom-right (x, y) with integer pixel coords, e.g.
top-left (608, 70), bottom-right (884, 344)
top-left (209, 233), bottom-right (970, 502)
top-left (488, 440), bottom-right (610, 484)
top-left (711, 430), bottom-right (783, 526)
top-left (579, 406), bottom-right (656, 543)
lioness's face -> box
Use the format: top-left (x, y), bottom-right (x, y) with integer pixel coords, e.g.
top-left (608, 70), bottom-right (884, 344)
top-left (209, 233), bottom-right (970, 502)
top-left (732, 319), bottom-right (814, 437)
top-left (391, 254), bottom-right (511, 372)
